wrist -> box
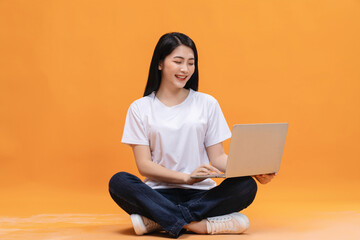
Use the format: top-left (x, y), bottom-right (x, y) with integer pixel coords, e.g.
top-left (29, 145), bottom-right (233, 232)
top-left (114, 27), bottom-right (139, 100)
top-left (183, 173), bottom-right (192, 185)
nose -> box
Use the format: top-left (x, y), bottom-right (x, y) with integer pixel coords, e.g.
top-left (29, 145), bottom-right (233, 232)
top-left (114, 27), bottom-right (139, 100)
top-left (180, 63), bottom-right (189, 73)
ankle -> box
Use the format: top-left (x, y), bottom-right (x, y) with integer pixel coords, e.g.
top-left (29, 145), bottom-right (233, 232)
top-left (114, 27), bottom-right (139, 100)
top-left (184, 220), bottom-right (207, 234)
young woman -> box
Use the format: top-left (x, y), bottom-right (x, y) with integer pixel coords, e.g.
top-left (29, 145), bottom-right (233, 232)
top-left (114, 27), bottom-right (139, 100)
top-left (108, 32), bottom-right (275, 238)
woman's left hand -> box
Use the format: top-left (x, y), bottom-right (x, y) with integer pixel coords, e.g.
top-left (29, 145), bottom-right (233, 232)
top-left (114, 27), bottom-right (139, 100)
top-left (254, 173), bottom-right (276, 184)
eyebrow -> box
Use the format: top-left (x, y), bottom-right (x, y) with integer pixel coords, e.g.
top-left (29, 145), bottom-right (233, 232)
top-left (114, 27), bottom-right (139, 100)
top-left (173, 56), bottom-right (195, 60)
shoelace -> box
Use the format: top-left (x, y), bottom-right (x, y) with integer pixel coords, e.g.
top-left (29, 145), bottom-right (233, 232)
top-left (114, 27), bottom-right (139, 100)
top-left (208, 215), bottom-right (236, 234)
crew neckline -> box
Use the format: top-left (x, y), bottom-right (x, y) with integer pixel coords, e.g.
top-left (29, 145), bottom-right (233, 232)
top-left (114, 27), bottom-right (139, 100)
top-left (154, 89), bottom-right (193, 109)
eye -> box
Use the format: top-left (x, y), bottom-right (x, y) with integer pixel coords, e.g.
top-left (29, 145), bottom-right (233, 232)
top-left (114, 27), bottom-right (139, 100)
top-left (174, 61), bottom-right (182, 64)
top-left (188, 62), bottom-right (194, 66)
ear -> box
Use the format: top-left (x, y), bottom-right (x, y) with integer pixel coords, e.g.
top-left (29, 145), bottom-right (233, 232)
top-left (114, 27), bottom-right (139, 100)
top-left (158, 61), bottom-right (163, 70)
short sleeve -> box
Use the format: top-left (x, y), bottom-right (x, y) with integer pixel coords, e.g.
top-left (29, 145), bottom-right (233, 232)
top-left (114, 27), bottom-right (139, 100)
top-left (121, 103), bottom-right (149, 145)
top-left (204, 100), bottom-right (232, 147)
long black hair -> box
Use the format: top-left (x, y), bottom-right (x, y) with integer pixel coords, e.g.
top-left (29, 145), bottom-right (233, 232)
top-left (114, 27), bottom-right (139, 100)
top-left (143, 32), bottom-right (199, 96)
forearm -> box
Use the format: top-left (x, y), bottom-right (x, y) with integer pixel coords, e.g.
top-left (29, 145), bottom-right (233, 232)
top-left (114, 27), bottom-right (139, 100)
top-left (132, 144), bottom-right (191, 184)
top-left (137, 160), bottom-right (190, 184)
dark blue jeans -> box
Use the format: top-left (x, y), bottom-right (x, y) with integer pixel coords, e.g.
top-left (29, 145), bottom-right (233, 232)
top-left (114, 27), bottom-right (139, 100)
top-left (108, 172), bottom-right (257, 238)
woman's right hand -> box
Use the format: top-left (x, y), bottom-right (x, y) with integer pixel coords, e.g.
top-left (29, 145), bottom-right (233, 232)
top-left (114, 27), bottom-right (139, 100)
top-left (186, 164), bottom-right (221, 185)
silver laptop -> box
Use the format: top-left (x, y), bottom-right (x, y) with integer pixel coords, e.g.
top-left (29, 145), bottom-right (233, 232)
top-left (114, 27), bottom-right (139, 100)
top-left (192, 123), bottom-right (288, 179)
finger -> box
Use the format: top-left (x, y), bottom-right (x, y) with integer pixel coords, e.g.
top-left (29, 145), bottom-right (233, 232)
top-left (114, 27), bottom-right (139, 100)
top-left (262, 174), bottom-right (274, 179)
top-left (201, 164), bottom-right (214, 171)
top-left (197, 172), bottom-right (210, 176)
top-left (202, 165), bottom-right (221, 174)
top-left (209, 166), bottom-right (221, 174)
top-left (198, 169), bottom-right (210, 175)
top-left (200, 167), bottom-right (216, 175)
top-left (264, 175), bottom-right (274, 181)
top-left (256, 175), bottom-right (265, 182)
top-left (199, 166), bottom-right (210, 171)
top-left (263, 175), bottom-right (273, 181)
top-left (268, 173), bottom-right (275, 178)
top-left (199, 167), bottom-right (207, 172)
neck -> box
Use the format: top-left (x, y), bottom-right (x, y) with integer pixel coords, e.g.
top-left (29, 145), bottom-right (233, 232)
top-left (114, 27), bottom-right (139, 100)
top-left (156, 87), bottom-right (190, 107)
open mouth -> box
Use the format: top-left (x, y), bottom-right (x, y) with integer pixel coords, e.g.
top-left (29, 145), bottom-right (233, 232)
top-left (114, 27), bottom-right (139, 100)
top-left (175, 75), bottom-right (187, 81)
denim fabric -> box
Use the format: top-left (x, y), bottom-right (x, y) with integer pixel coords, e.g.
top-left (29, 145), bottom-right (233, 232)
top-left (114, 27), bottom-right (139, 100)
top-left (108, 172), bottom-right (257, 238)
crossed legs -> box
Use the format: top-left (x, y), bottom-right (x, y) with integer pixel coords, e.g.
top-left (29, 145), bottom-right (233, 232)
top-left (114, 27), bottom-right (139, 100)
top-left (108, 172), bottom-right (257, 237)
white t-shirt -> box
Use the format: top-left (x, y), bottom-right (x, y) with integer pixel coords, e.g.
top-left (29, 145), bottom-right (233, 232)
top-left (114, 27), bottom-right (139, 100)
top-left (121, 89), bottom-right (231, 190)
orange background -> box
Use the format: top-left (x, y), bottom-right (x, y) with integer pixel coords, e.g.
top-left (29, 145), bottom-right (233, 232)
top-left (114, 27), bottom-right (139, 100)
top-left (0, 0), bottom-right (359, 216)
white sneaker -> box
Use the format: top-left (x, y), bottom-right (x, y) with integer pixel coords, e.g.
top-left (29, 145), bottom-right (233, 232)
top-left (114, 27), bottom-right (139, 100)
top-left (130, 214), bottom-right (162, 235)
top-left (206, 212), bottom-right (250, 234)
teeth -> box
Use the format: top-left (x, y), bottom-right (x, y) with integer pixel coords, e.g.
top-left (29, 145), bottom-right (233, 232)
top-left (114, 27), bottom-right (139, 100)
top-left (176, 75), bottom-right (186, 79)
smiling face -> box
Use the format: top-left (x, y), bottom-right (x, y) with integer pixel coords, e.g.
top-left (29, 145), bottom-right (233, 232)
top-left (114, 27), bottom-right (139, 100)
top-left (158, 45), bottom-right (195, 91)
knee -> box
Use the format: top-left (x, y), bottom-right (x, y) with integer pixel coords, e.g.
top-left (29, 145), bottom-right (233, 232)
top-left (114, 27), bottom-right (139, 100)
top-left (239, 177), bottom-right (257, 209)
top-left (245, 176), bottom-right (257, 192)
top-left (232, 177), bottom-right (257, 207)
top-left (244, 176), bottom-right (257, 196)
top-left (227, 176), bottom-right (258, 199)
top-left (246, 177), bottom-right (257, 199)
top-left (108, 171), bottom-right (135, 191)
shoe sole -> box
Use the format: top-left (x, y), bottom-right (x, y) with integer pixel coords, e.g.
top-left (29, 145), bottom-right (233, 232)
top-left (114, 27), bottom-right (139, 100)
top-left (130, 214), bottom-right (146, 235)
